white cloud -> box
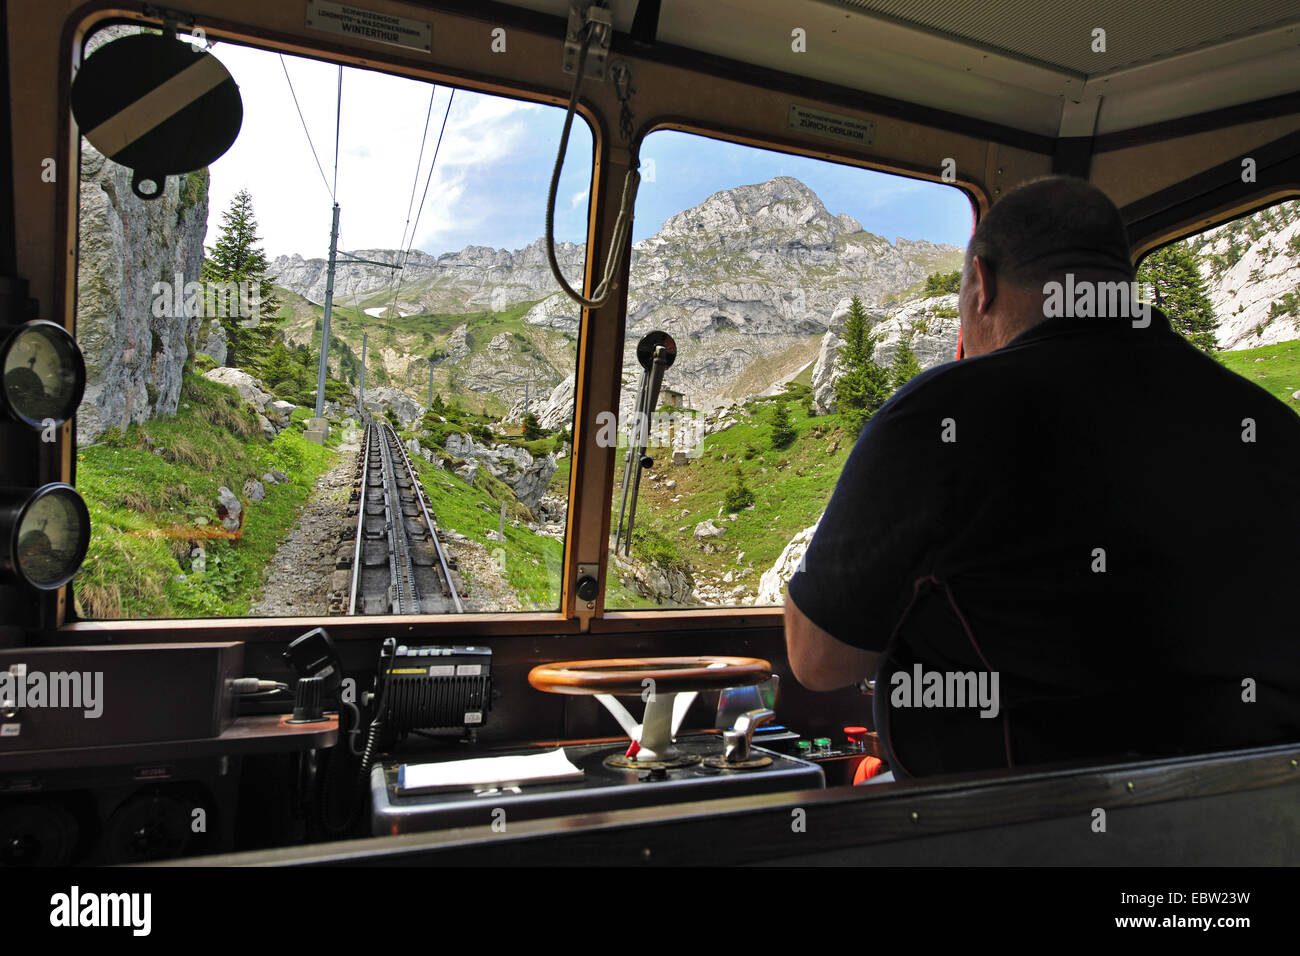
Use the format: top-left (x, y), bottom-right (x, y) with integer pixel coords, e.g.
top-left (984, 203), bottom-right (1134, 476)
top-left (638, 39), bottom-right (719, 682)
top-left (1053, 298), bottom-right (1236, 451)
top-left (571, 188), bottom-right (589, 209)
top-left (203, 42), bottom-right (563, 260)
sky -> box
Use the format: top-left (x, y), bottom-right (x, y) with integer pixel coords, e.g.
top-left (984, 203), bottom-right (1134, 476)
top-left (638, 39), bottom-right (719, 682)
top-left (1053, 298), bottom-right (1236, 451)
top-left (204, 41), bottom-right (974, 263)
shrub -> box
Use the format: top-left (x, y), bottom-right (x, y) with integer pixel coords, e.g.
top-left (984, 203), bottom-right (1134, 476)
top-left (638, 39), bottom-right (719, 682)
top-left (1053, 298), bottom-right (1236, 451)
top-left (722, 464), bottom-right (755, 512)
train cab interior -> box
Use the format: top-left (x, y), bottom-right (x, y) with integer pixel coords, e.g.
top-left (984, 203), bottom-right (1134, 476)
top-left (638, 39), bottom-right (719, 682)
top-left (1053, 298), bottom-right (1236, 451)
top-left (0, 0), bottom-right (1298, 867)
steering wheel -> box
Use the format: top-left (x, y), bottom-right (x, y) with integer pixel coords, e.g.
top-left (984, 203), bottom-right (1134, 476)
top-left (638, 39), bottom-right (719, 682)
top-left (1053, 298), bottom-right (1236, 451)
top-left (528, 656), bottom-right (771, 762)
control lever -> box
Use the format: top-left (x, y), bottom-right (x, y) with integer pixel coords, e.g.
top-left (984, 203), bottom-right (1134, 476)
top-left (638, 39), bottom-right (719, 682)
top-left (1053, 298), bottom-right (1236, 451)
top-left (614, 331), bottom-right (677, 556)
top-left (722, 708), bottom-right (774, 763)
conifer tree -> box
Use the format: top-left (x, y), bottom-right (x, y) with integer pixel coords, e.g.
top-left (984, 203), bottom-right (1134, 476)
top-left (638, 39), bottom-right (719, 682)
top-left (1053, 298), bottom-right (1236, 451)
top-left (833, 295), bottom-right (892, 435)
top-left (769, 400), bottom-right (796, 450)
top-left (523, 412), bottom-right (544, 441)
top-left (201, 189), bottom-right (281, 368)
top-left (1136, 243), bottom-right (1220, 354)
top-left (889, 338), bottom-right (923, 391)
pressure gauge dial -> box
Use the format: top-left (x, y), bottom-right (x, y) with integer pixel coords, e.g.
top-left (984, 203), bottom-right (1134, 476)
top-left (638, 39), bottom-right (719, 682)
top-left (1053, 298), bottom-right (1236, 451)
top-left (1, 321), bottom-right (86, 429)
top-left (0, 484), bottom-right (91, 590)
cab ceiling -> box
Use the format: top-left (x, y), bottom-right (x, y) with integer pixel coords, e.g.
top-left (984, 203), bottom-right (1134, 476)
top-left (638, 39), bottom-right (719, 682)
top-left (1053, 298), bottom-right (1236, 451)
top-left (495, 0), bottom-right (1300, 139)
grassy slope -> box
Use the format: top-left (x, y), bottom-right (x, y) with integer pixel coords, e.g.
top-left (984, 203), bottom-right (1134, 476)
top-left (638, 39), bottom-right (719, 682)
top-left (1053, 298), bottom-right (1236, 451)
top-left (75, 374), bottom-right (338, 619)
top-left (605, 392), bottom-right (852, 607)
top-left (1219, 338), bottom-right (1300, 413)
top-left (410, 457), bottom-right (564, 610)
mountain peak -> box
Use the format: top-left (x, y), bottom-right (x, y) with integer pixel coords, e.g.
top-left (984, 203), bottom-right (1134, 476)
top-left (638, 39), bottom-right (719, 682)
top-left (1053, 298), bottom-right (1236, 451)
top-left (656, 176), bottom-right (843, 241)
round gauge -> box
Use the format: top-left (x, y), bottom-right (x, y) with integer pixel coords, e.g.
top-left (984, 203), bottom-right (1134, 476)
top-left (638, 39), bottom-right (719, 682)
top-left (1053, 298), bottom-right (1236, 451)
top-left (1, 321), bottom-right (86, 429)
top-left (1, 484), bottom-right (90, 590)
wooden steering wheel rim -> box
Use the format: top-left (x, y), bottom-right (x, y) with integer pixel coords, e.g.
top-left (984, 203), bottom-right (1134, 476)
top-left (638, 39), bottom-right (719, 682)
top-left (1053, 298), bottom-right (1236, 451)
top-left (528, 656), bottom-right (771, 696)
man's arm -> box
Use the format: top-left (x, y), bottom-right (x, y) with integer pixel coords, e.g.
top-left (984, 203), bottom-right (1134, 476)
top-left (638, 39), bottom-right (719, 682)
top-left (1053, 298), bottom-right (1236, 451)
top-left (784, 589), bottom-right (880, 691)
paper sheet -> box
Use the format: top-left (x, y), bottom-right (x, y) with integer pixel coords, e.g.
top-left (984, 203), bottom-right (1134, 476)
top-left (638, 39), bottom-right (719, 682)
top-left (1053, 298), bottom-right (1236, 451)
top-left (397, 748), bottom-right (584, 793)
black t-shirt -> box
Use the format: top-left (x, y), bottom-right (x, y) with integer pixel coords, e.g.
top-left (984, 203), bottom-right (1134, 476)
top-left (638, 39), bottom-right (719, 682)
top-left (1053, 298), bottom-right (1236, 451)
top-left (787, 309), bottom-right (1300, 777)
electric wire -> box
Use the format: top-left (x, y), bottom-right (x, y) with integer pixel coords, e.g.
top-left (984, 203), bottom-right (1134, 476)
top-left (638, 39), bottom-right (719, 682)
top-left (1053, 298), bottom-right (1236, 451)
top-left (384, 88), bottom-right (456, 319)
top-left (279, 54), bottom-right (334, 203)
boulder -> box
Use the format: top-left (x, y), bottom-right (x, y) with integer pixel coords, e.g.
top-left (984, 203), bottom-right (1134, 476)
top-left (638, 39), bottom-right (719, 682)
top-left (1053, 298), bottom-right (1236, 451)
top-left (406, 437), bottom-right (436, 464)
top-left (456, 460), bottom-right (479, 483)
top-left (362, 386), bottom-right (425, 426)
top-left (196, 319), bottom-right (227, 366)
top-left (216, 486), bottom-right (242, 532)
top-left (443, 433), bottom-right (557, 509)
top-left (610, 550), bottom-right (694, 604)
top-left (242, 478), bottom-right (266, 502)
top-left (203, 367), bottom-right (274, 413)
top-left (693, 519), bottom-right (726, 544)
top-left (504, 374), bottom-right (576, 430)
top-left (266, 400), bottom-right (296, 425)
top-left (256, 413), bottom-right (275, 438)
top-left (753, 517), bottom-right (821, 605)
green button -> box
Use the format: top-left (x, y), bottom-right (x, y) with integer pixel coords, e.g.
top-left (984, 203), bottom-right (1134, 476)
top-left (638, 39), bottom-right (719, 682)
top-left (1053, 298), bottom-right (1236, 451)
top-left (797, 740), bottom-right (811, 753)
top-left (814, 737), bottom-right (831, 750)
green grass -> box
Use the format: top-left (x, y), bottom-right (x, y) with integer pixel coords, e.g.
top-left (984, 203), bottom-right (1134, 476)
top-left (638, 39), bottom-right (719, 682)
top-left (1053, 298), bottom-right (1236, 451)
top-left (604, 395), bottom-right (853, 608)
top-left (1219, 338), bottom-right (1300, 413)
top-left (412, 457), bottom-right (564, 610)
top-left (74, 374), bottom-right (337, 619)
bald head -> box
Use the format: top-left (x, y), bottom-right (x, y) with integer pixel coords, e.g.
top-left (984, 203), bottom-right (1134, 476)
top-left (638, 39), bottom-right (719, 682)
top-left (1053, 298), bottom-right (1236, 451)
top-left (959, 176), bottom-right (1135, 356)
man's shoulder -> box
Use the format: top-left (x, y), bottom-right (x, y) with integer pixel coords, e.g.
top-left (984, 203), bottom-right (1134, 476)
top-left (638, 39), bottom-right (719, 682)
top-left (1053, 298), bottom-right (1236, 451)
top-left (881, 321), bottom-right (1300, 430)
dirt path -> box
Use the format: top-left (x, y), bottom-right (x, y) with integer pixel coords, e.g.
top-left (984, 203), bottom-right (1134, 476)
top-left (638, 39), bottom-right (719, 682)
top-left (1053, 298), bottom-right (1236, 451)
top-left (249, 430), bottom-right (360, 617)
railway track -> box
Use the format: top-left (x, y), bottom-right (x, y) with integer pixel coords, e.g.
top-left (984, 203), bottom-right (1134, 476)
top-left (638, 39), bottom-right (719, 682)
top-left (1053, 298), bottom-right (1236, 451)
top-left (331, 419), bottom-right (464, 615)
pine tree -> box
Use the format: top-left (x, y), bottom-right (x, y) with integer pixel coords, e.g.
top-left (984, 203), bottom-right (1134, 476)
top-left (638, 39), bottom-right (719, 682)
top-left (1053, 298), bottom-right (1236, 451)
top-left (201, 189), bottom-right (281, 369)
top-left (769, 400), bottom-right (796, 450)
top-left (833, 295), bottom-right (892, 436)
top-left (1137, 243), bottom-right (1220, 354)
top-left (523, 412), bottom-right (544, 441)
top-left (723, 463), bottom-right (755, 513)
top-left (889, 338), bottom-right (923, 391)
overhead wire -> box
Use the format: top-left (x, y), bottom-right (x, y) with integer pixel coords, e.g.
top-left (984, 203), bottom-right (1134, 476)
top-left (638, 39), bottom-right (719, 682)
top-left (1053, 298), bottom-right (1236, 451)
top-left (280, 54), bottom-right (334, 203)
top-left (398, 86), bottom-right (437, 255)
top-left (384, 87), bottom-right (456, 319)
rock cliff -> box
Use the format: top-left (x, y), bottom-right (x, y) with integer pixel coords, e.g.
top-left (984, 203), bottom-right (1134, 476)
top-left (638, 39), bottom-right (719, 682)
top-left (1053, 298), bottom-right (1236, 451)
top-left (76, 149), bottom-right (209, 444)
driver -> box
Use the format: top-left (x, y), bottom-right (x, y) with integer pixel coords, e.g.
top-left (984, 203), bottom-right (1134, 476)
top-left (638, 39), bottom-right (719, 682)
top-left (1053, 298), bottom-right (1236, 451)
top-left (784, 175), bottom-right (1300, 778)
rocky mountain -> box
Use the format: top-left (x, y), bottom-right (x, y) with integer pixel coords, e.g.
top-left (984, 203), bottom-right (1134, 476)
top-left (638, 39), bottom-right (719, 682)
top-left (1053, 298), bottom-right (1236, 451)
top-left (1186, 199), bottom-right (1300, 350)
top-left (267, 239), bottom-right (588, 317)
top-left (267, 177), bottom-right (965, 415)
top-left (811, 294), bottom-right (961, 413)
